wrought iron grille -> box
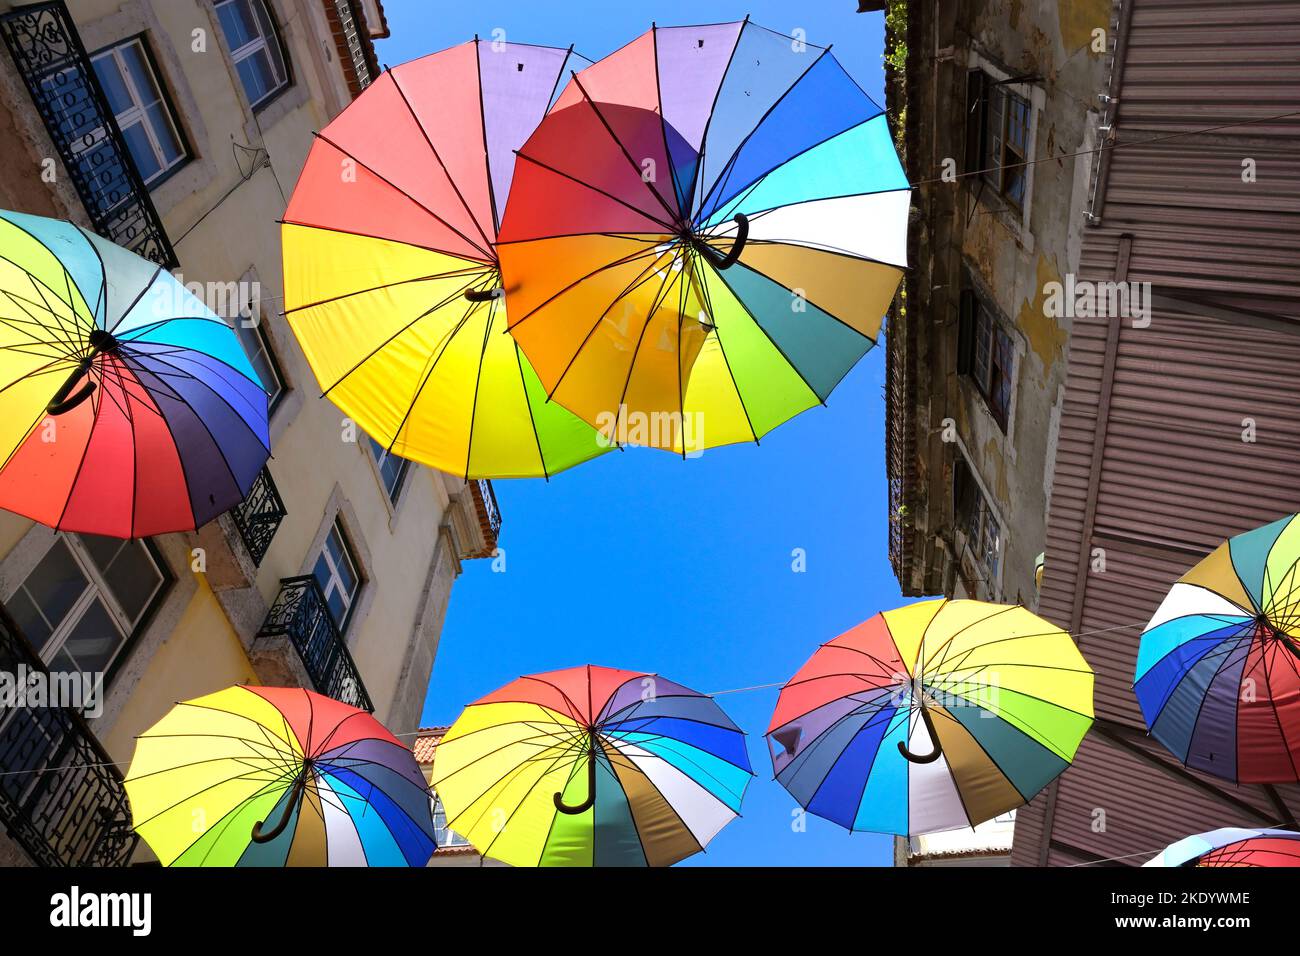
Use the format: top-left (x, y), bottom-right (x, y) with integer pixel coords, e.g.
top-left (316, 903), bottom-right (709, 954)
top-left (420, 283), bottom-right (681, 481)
top-left (332, 0), bottom-right (378, 92)
top-left (476, 479), bottom-right (502, 545)
top-left (0, 604), bottom-right (137, 867)
top-left (231, 466), bottom-right (286, 567)
top-left (884, 291), bottom-right (916, 585)
top-left (257, 577), bottom-right (373, 712)
top-left (0, 0), bottom-right (178, 267)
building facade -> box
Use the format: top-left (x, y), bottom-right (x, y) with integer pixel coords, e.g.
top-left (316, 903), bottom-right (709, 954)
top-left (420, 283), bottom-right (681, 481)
top-left (0, 0), bottom-right (499, 867)
top-left (890, 0), bottom-right (1300, 865)
top-left (887, 0), bottom-right (1109, 606)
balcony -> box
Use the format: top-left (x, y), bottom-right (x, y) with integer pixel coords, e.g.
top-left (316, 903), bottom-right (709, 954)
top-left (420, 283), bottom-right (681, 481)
top-left (0, 605), bottom-right (137, 867)
top-left (230, 467), bottom-right (287, 567)
top-left (884, 289), bottom-right (917, 590)
top-left (463, 479), bottom-right (502, 560)
top-left (0, 1), bottom-right (178, 268)
top-left (256, 577), bottom-right (373, 712)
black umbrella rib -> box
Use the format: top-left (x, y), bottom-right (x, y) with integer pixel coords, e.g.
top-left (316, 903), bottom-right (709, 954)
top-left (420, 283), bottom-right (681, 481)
top-left (388, 66), bottom-right (495, 254)
top-left (314, 132), bottom-right (494, 263)
top-left (570, 72), bottom-right (682, 226)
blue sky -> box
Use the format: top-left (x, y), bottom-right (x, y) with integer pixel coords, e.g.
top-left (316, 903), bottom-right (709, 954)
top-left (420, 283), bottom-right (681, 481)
top-left (378, 1), bottom-right (901, 866)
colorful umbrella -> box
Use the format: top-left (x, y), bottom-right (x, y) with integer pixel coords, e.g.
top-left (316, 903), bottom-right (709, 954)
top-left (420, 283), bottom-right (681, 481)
top-left (1144, 827), bottom-right (1300, 867)
top-left (767, 599), bottom-right (1094, 835)
top-left (497, 19), bottom-right (909, 455)
top-left (0, 209), bottom-right (269, 537)
top-left (430, 664), bottom-right (752, 866)
top-left (1135, 513), bottom-right (1300, 783)
top-left (282, 39), bottom-right (608, 479)
top-left (125, 686), bottom-right (436, 866)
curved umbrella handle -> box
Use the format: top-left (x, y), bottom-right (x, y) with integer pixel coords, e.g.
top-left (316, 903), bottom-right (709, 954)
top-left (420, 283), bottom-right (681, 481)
top-left (464, 287), bottom-right (504, 303)
top-left (48, 330), bottom-right (120, 416)
top-left (693, 214), bottom-right (750, 271)
top-left (251, 772), bottom-right (308, 844)
top-left (898, 706), bottom-right (944, 764)
top-left (46, 362), bottom-right (96, 416)
top-left (554, 732), bottom-right (598, 815)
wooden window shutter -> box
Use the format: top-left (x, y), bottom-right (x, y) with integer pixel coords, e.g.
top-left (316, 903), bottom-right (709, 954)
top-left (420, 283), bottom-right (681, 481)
top-left (956, 288), bottom-right (976, 375)
top-left (964, 69), bottom-right (987, 174)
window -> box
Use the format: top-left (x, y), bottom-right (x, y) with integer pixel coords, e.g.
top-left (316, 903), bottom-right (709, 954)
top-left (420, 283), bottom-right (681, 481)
top-left (234, 316), bottom-right (285, 409)
top-left (215, 0), bottom-right (290, 110)
top-left (312, 520), bottom-right (360, 630)
top-left (957, 289), bottom-right (1014, 431)
top-left (6, 535), bottom-right (168, 679)
top-left (90, 37), bottom-right (188, 187)
top-left (965, 70), bottom-right (1030, 207)
top-left (953, 456), bottom-right (1001, 591)
top-left (432, 794), bottom-right (469, 848)
top-left (367, 437), bottom-right (410, 503)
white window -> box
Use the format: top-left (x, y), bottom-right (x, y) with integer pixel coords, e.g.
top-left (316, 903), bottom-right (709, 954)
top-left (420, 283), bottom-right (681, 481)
top-left (6, 535), bottom-right (168, 677)
top-left (311, 520), bottom-right (360, 630)
top-left (367, 437), bottom-right (410, 503)
top-left (235, 316), bottom-right (285, 408)
top-left (982, 83), bottom-right (1030, 208)
top-left (953, 456), bottom-right (1002, 593)
top-left (432, 794), bottom-right (469, 848)
top-left (215, 0), bottom-right (290, 110)
top-left (91, 37), bottom-right (187, 186)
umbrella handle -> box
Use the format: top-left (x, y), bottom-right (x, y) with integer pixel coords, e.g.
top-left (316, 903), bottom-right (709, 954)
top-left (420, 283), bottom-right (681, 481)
top-left (897, 706), bottom-right (944, 764)
top-left (464, 288), bottom-right (504, 303)
top-left (251, 772), bottom-right (308, 844)
top-left (47, 330), bottom-right (119, 416)
top-left (554, 732), bottom-right (598, 815)
top-left (693, 214), bottom-right (750, 271)
top-left (46, 359), bottom-right (96, 416)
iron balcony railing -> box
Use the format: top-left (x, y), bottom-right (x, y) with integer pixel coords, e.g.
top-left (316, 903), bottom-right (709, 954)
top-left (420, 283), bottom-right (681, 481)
top-left (0, 0), bottom-right (178, 268)
top-left (332, 0), bottom-right (378, 92)
top-left (0, 604), bottom-right (137, 867)
top-left (231, 467), bottom-right (287, 567)
top-left (257, 577), bottom-right (373, 712)
top-left (477, 479), bottom-right (502, 544)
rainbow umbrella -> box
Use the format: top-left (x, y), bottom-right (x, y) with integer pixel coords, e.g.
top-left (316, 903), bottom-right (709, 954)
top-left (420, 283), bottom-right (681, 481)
top-left (1136, 513), bottom-right (1300, 783)
top-left (125, 686), bottom-right (436, 866)
top-left (1144, 828), bottom-right (1300, 867)
top-left (282, 39), bottom-right (608, 479)
top-left (0, 209), bottom-right (269, 536)
top-left (430, 664), bottom-right (752, 866)
top-left (497, 19), bottom-right (908, 454)
top-left (767, 599), bottom-right (1094, 835)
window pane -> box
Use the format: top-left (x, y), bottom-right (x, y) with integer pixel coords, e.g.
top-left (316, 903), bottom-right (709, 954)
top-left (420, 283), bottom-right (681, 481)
top-left (144, 102), bottom-right (183, 164)
top-left (7, 589), bottom-right (52, 650)
top-left (120, 120), bottom-right (161, 181)
top-left (235, 321), bottom-right (282, 401)
top-left (217, 0), bottom-right (258, 51)
top-left (22, 541), bottom-right (90, 641)
top-left (91, 55), bottom-right (132, 114)
top-left (252, 0), bottom-right (288, 82)
top-left (120, 43), bottom-right (161, 106)
top-left (103, 543), bottom-right (163, 625)
top-left (57, 598), bottom-right (124, 675)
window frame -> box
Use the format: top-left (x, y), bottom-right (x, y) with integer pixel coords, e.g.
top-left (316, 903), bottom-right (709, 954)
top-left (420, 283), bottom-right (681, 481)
top-left (366, 437), bottom-right (411, 506)
top-left (965, 67), bottom-right (1035, 212)
top-left (235, 314), bottom-right (287, 412)
top-left (6, 534), bottom-right (173, 689)
top-left (952, 454), bottom-right (1003, 595)
top-left (89, 34), bottom-right (191, 190)
top-left (311, 519), bottom-right (362, 632)
top-left (213, 0), bottom-right (293, 112)
top-left (957, 288), bottom-right (1015, 432)
top-left (431, 793), bottom-right (470, 848)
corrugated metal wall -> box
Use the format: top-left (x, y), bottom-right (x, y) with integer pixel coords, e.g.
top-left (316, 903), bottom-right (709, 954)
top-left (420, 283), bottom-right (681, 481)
top-left (1013, 0), bottom-right (1300, 865)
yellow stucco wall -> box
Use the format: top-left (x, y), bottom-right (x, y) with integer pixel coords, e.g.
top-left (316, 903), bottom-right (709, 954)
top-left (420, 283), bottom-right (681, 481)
top-left (99, 574), bottom-right (257, 765)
